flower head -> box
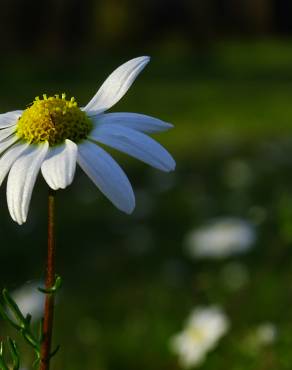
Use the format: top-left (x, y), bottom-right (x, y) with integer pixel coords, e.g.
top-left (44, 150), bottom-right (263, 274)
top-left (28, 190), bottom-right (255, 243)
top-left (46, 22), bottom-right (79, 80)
top-left (17, 94), bottom-right (92, 146)
top-left (254, 323), bottom-right (277, 346)
top-left (170, 306), bottom-right (230, 368)
top-left (0, 56), bottom-right (175, 224)
top-left (185, 217), bottom-right (256, 259)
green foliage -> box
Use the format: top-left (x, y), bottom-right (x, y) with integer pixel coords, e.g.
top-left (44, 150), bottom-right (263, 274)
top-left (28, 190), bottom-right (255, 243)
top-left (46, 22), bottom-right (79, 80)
top-left (0, 338), bottom-right (20, 370)
top-left (0, 277), bottom-right (62, 369)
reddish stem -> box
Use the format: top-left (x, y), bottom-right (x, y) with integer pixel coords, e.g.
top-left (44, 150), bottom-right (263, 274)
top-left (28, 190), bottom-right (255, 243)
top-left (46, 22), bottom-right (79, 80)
top-left (40, 189), bottom-right (56, 370)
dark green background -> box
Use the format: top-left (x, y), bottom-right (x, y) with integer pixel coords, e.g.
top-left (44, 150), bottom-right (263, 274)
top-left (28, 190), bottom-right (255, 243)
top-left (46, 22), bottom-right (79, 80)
top-left (1, 1), bottom-right (292, 369)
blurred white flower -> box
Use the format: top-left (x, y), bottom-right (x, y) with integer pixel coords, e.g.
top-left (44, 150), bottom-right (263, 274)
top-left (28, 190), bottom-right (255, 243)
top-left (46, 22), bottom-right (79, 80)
top-left (170, 306), bottom-right (230, 368)
top-left (185, 218), bottom-right (256, 259)
top-left (244, 322), bottom-right (278, 354)
top-left (254, 323), bottom-right (277, 346)
top-left (12, 282), bottom-right (44, 320)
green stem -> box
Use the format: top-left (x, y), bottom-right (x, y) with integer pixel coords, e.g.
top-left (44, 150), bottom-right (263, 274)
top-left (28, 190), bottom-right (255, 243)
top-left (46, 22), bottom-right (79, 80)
top-left (39, 189), bottom-right (56, 370)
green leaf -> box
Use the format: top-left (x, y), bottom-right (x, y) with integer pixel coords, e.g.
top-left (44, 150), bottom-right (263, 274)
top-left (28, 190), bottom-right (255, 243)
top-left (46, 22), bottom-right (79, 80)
top-left (8, 338), bottom-right (20, 370)
top-left (2, 289), bottom-right (26, 328)
top-left (38, 275), bottom-right (62, 294)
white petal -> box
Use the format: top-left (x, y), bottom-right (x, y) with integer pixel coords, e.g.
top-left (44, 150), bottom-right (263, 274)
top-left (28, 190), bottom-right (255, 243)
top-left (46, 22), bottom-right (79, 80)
top-left (89, 125), bottom-right (176, 172)
top-left (77, 141), bottom-right (135, 214)
top-left (7, 143), bottom-right (49, 224)
top-left (84, 56), bottom-right (150, 114)
top-left (0, 111), bottom-right (22, 128)
top-left (91, 112), bottom-right (173, 133)
top-left (0, 125), bottom-right (17, 142)
top-left (41, 139), bottom-right (77, 190)
top-left (0, 135), bottom-right (19, 155)
top-left (0, 142), bottom-right (29, 186)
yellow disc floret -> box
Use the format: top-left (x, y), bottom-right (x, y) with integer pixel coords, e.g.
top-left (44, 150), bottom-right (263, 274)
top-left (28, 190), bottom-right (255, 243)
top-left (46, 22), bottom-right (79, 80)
top-left (16, 94), bottom-right (93, 146)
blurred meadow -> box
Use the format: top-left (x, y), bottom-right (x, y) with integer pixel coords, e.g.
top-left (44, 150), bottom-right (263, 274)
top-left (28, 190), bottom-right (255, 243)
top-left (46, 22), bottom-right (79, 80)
top-left (2, 1), bottom-right (292, 369)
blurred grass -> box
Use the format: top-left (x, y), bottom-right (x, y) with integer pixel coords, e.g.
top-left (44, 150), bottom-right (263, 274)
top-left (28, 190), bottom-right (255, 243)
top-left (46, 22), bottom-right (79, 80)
top-left (2, 40), bottom-right (292, 369)
top-left (3, 40), bottom-right (292, 159)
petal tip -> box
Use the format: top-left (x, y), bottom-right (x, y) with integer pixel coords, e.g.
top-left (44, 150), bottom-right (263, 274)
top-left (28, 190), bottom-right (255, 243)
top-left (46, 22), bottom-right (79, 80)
top-left (142, 55), bottom-right (151, 62)
top-left (135, 56), bottom-right (151, 67)
top-left (169, 160), bottom-right (176, 171)
top-left (165, 122), bottom-right (174, 129)
top-left (123, 197), bottom-right (136, 214)
top-left (121, 195), bottom-right (136, 215)
top-left (49, 183), bottom-right (59, 191)
top-left (16, 217), bottom-right (25, 225)
top-left (124, 205), bottom-right (135, 215)
top-left (164, 158), bottom-right (176, 172)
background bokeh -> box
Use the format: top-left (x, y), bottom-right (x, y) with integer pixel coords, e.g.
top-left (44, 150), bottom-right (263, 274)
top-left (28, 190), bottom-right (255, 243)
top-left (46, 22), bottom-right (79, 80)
top-left (1, 1), bottom-right (292, 369)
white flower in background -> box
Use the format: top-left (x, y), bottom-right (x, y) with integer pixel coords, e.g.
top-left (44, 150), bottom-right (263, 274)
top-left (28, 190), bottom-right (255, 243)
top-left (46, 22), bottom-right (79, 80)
top-left (12, 282), bottom-right (44, 320)
top-left (185, 217), bottom-right (256, 259)
top-left (254, 323), bottom-right (277, 346)
top-left (170, 306), bottom-right (230, 368)
top-left (0, 56), bottom-right (175, 224)
top-left (244, 322), bottom-right (278, 353)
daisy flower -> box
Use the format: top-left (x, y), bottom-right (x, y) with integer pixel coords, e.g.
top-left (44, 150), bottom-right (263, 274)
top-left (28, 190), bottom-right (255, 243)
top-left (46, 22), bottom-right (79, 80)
top-left (185, 217), bottom-right (256, 259)
top-left (0, 56), bottom-right (175, 224)
top-left (170, 306), bottom-right (230, 368)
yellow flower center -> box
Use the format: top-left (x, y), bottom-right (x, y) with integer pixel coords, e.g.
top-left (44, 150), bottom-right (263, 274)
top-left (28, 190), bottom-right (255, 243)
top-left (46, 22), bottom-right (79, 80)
top-left (16, 94), bottom-right (93, 146)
